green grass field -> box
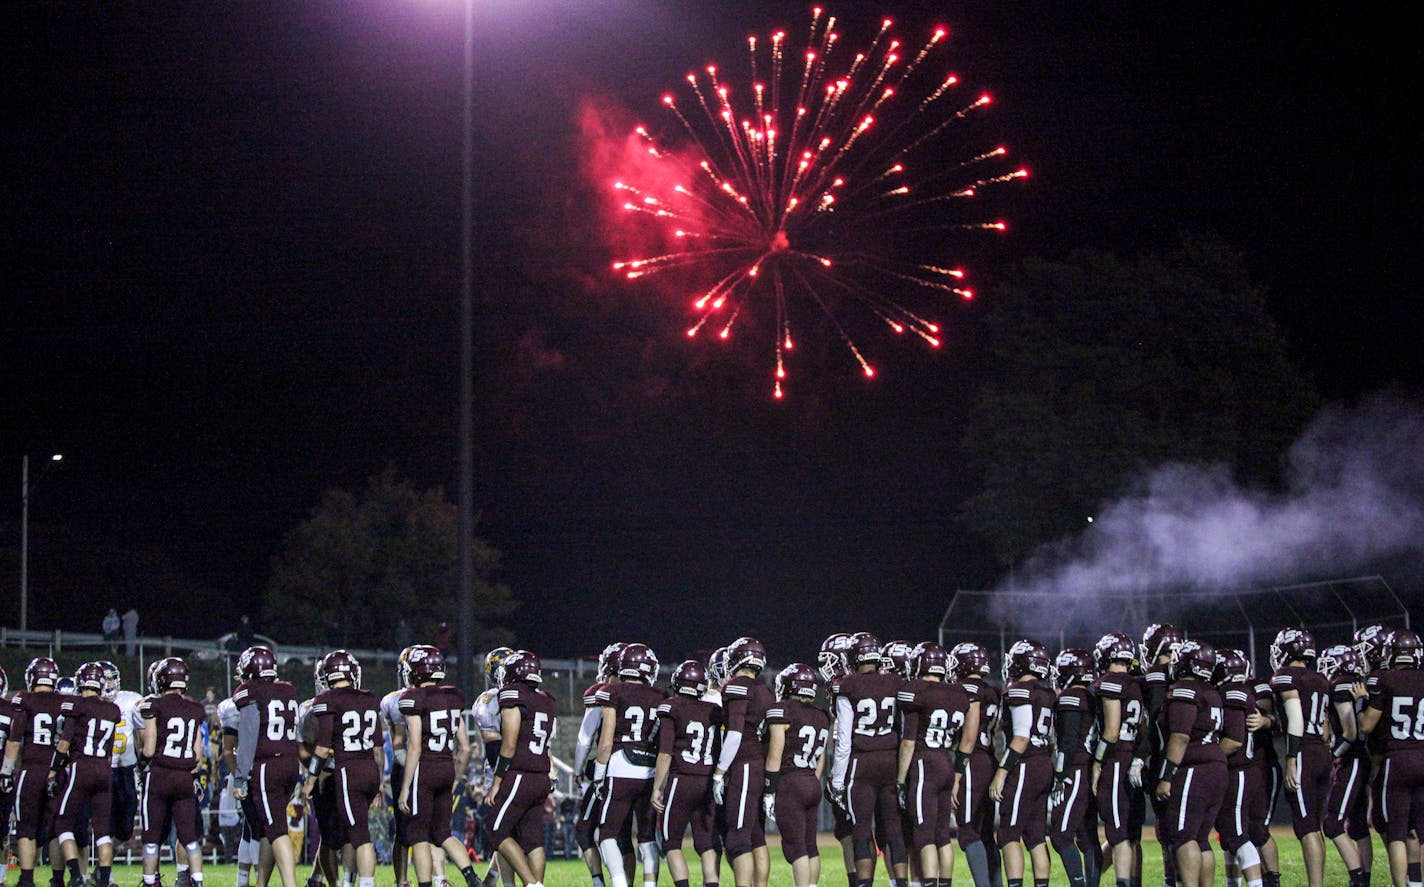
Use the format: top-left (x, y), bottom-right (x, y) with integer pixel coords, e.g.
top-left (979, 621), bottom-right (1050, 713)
top-left (34, 829), bottom-right (1390, 887)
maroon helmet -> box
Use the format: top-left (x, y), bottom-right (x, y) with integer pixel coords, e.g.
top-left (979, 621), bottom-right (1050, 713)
top-left (318, 650), bottom-right (361, 689)
top-left (1052, 648), bottom-right (1094, 689)
top-left (504, 650), bottom-right (543, 685)
top-left (406, 645), bottom-right (447, 685)
top-left (818, 633), bottom-right (853, 681)
top-left (236, 645), bottom-right (278, 682)
top-left (1094, 631), bottom-right (1138, 673)
top-left (948, 642), bottom-right (990, 680)
top-left (1317, 644), bottom-right (1365, 681)
top-left (672, 660), bottom-right (708, 697)
top-left (618, 643), bottom-right (659, 682)
top-left (1003, 639), bottom-right (1051, 682)
top-left (597, 642), bottom-right (628, 682)
top-left (726, 637), bottom-right (767, 675)
top-left (848, 631), bottom-right (882, 668)
top-left (1140, 623), bottom-right (1183, 664)
top-left (910, 642), bottom-right (949, 678)
top-left (1215, 647), bottom-right (1250, 685)
top-left (774, 663), bottom-right (819, 701)
top-left (75, 661), bottom-right (106, 694)
top-left (1388, 629), bottom-right (1423, 669)
top-left (1171, 639), bottom-right (1218, 682)
top-left (1269, 627), bottom-right (1316, 670)
top-left (1355, 623), bottom-right (1392, 672)
top-left (881, 640), bottom-right (913, 677)
top-left (25, 656), bottom-right (60, 690)
top-left (151, 657), bottom-right (190, 694)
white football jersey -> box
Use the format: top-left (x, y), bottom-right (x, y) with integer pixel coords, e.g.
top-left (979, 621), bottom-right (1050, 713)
top-left (112, 689), bottom-right (145, 767)
top-left (473, 687), bottom-right (501, 737)
top-left (217, 697), bottom-right (240, 732)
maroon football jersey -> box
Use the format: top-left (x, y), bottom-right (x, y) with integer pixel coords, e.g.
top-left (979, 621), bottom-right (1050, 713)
top-left (1164, 679), bottom-right (1226, 766)
top-left (498, 682), bottom-right (558, 772)
top-left (656, 695), bottom-right (721, 775)
top-left (1220, 683), bottom-right (1253, 770)
top-left (596, 681), bottom-right (666, 758)
top-left (1001, 678), bottom-right (1056, 758)
top-left (721, 674), bottom-right (775, 762)
top-left (1370, 667), bottom-right (1424, 755)
top-left (838, 670), bottom-right (903, 753)
top-left (1054, 685), bottom-right (1096, 767)
top-left (897, 679), bottom-right (971, 752)
top-left (398, 684), bottom-right (467, 761)
top-left (582, 681), bottom-right (607, 711)
top-left (9, 691), bottom-right (67, 766)
top-left (766, 698), bottom-right (830, 774)
top-left (59, 695), bottom-right (122, 761)
top-left (232, 679), bottom-right (301, 759)
top-left (959, 676), bottom-right (1000, 754)
top-left (138, 693), bottom-right (206, 770)
top-left (0, 697), bottom-right (16, 746)
top-left (312, 685), bottom-right (383, 764)
top-left (1328, 669), bottom-right (1368, 760)
top-left (1271, 664), bottom-right (1330, 744)
top-left (1092, 672), bottom-right (1145, 762)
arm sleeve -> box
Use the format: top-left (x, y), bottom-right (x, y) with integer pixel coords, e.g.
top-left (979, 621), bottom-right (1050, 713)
top-left (573, 707), bottom-right (602, 776)
top-left (237, 704), bottom-right (260, 778)
top-left (1282, 695), bottom-right (1305, 738)
top-left (830, 695), bottom-right (854, 788)
top-left (1055, 707), bottom-right (1082, 770)
top-left (1010, 702), bottom-right (1033, 740)
top-left (715, 696), bottom-right (747, 772)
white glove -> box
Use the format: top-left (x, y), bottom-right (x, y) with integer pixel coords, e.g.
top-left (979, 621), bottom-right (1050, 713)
top-left (762, 792), bottom-right (776, 822)
top-left (712, 772), bottom-right (726, 805)
top-left (1128, 758), bottom-right (1145, 789)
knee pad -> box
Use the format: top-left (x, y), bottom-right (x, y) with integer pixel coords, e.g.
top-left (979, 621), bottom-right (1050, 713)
top-left (853, 837), bottom-right (874, 861)
top-left (637, 841), bottom-right (660, 872)
top-left (1235, 842), bottom-right (1261, 870)
top-left (95, 837), bottom-right (112, 848)
top-left (144, 844), bottom-right (161, 860)
top-left (885, 836), bottom-right (907, 866)
top-left (185, 841), bottom-right (203, 857)
top-left (58, 832), bottom-right (76, 845)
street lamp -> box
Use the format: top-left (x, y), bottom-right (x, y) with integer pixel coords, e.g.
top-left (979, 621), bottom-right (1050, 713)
top-left (20, 452), bottom-right (63, 633)
top-left (456, 0), bottom-right (476, 700)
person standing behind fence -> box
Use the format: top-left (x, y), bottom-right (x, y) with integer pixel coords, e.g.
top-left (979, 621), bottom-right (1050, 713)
top-left (102, 610), bottom-right (121, 655)
top-left (138, 658), bottom-right (207, 887)
top-left (122, 608), bottom-right (140, 657)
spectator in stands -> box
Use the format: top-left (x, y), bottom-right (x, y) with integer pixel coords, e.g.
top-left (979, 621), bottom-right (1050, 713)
top-left (234, 614), bottom-right (256, 651)
top-left (102, 608), bottom-right (120, 653)
top-left (121, 605), bottom-right (139, 655)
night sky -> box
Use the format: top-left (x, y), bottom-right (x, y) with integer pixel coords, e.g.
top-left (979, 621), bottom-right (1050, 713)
top-left (7, 2), bottom-right (1422, 660)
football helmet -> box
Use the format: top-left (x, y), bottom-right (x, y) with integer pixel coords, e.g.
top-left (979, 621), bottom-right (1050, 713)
top-left (24, 656), bottom-right (60, 690)
top-left (775, 663), bottom-right (819, 701)
top-left (948, 642), bottom-right (990, 680)
top-left (880, 640), bottom-right (913, 678)
top-left (97, 661), bottom-right (121, 700)
top-left (1140, 623), bottom-right (1183, 665)
top-left (407, 645), bottom-right (447, 684)
top-left (151, 657), bottom-right (190, 694)
top-left (56, 676), bottom-right (76, 695)
top-left (1269, 627), bottom-right (1316, 671)
top-left (1354, 623), bottom-right (1392, 672)
top-left (707, 646), bottom-right (730, 687)
top-left (910, 642), bottom-right (949, 678)
top-left (504, 650), bottom-right (543, 685)
top-left (1171, 639), bottom-right (1217, 682)
top-left (848, 631), bottom-right (882, 668)
top-left (597, 642), bottom-right (628, 682)
top-left (1002, 639), bottom-right (1051, 682)
top-left (727, 637), bottom-right (768, 675)
top-left (817, 632), bottom-right (853, 681)
top-left (1051, 648), bottom-right (1094, 689)
top-left (672, 660), bottom-right (708, 697)
top-left (1093, 631), bottom-right (1138, 674)
top-left (396, 646), bottom-right (416, 688)
top-left (483, 646), bottom-right (514, 687)
top-left (318, 649), bottom-right (362, 689)
top-left (1317, 644), bottom-right (1365, 681)
top-left (236, 645), bottom-right (278, 682)
top-left (1215, 648), bottom-right (1250, 685)
top-left (313, 659), bottom-right (329, 694)
top-left (618, 643), bottom-right (659, 682)
top-left (1389, 629), bottom-right (1423, 668)
top-left (75, 661), bottom-right (106, 694)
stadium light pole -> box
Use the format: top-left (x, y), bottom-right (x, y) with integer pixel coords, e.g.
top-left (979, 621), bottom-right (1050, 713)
top-left (456, 0), bottom-right (476, 700)
top-left (19, 453), bottom-right (64, 634)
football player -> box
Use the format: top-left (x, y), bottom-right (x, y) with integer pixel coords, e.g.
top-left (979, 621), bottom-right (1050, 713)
top-left (305, 651), bottom-right (384, 887)
top-left (218, 687), bottom-right (261, 887)
top-left (830, 632), bottom-right (907, 887)
top-left (651, 660), bottom-right (721, 887)
top-left (474, 647), bottom-right (516, 887)
top-left (1049, 648), bottom-right (1100, 887)
top-left (713, 637), bottom-right (775, 887)
top-left (297, 660), bottom-right (343, 887)
top-left (1269, 627), bottom-right (1337, 887)
top-left (895, 643), bottom-right (974, 887)
top-left (1212, 648), bottom-right (1266, 887)
top-left (231, 645), bottom-right (303, 887)
top-left (1090, 631), bottom-right (1146, 887)
top-left (1153, 640), bottom-right (1227, 887)
top-left (816, 633), bottom-right (857, 887)
top-left (948, 642), bottom-right (1000, 887)
top-left (396, 645), bottom-right (481, 887)
top-left (1, 658), bottom-right (67, 887)
top-left (483, 651), bottom-right (558, 887)
top-left (98, 660), bottom-right (143, 887)
top-left (1138, 622), bottom-right (1183, 887)
top-left (1246, 647), bottom-right (1283, 887)
top-left (764, 663), bottom-right (830, 887)
top-left (1359, 628), bottom-right (1424, 887)
top-left (988, 639), bottom-right (1055, 887)
top-left (573, 642), bottom-right (625, 887)
top-left (594, 643), bottom-right (665, 887)
top-left (50, 662), bottom-right (123, 887)
top-left (0, 664), bottom-right (15, 870)
top-left (137, 658), bottom-right (207, 887)
top-left (381, 648), bottom-right (414, 887)
top-left (1318, 644), bottom-right (1372, 886)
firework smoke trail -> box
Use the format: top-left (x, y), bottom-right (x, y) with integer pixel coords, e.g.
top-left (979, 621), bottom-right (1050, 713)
top-left (609, 9), bottom-right (1026, 398)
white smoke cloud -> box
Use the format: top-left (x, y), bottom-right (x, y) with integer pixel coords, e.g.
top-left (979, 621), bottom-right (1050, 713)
top-left (1001, 393), bottom-right (1424, 608)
